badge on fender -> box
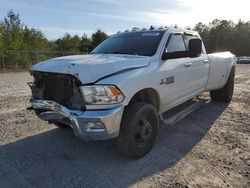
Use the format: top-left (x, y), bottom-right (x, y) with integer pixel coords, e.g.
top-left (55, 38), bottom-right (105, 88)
top-left (160, 76), bottom-right (174, 85)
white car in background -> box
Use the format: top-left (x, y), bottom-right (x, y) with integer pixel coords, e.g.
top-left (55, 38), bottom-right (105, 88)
top-left (237, 56), bottom-right (250, 64)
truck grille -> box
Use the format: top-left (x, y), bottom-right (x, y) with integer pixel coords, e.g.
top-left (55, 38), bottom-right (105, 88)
top-left (31, 72), bottom-right (85, 111)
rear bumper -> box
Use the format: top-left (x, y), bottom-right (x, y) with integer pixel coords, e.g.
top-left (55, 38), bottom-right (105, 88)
top-left (30, 99), bottom-right (124, 140)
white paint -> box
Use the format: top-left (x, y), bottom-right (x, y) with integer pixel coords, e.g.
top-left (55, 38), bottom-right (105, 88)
top-left (31, 28), bottom-right (236, 113)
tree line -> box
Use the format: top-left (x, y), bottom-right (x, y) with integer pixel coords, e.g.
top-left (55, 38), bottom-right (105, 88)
top-left (194, 19), bottom-right (250, 56)
top-left (0, 10), bottom-right (108, 68)
top-left (0, 10), bottom-right (250, 69)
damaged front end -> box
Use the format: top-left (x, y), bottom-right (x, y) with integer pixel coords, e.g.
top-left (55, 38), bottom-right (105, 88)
top-left (28, 71), bottom-right (123, 140)
top-left (28, 71), bottom-right (85, 111)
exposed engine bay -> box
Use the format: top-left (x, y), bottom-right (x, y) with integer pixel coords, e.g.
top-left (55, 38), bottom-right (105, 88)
top-left (29, 71), bottom-right (85, 111)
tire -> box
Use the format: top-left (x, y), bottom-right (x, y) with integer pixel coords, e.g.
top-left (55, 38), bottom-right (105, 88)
top-left (116, 102), bottom-right (159, 158)
top-left (52, 122), bottom-right (70, 128)
top-left (210, 67), bottom-right (235, 103)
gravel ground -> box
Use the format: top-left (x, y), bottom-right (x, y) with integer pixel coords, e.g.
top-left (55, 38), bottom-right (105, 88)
top-left (0, 65), bottom-right (249, 188)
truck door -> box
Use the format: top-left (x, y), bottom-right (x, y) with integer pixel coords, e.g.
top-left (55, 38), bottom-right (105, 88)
top-left (161, 34), bottom-right (193, 107)
top-left (183, 34), bottom-right (209, 94)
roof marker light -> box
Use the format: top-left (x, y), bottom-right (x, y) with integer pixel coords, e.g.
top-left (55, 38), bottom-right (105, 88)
top-left (132, 27), bottom-right (140, 31)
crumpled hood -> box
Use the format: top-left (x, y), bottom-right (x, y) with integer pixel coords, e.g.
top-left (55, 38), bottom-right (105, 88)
top-left (32, 54), bottom-right (150, 84)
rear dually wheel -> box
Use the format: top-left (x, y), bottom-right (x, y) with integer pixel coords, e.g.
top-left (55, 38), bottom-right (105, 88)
top-left (210, 67), bottom-right (235, 103)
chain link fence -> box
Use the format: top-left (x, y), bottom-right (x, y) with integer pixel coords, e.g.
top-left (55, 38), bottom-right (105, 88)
top-left (0, 50), bottom-right (87, 72)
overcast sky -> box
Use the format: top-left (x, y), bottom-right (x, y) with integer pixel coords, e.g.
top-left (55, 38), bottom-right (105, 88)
top-left (0, 0), bottom-right (249, 39)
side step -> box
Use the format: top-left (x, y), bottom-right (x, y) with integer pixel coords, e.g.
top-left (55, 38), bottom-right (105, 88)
top-left (160, 100), bottom-right (205, 126)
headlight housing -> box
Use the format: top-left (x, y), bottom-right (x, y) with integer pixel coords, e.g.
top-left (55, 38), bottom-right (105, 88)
top-left (81, 85), bottom-right (124, 105)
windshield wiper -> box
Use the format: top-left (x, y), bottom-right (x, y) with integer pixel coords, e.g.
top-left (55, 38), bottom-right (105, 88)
top-left (105, 51), bottom-right (138, 55)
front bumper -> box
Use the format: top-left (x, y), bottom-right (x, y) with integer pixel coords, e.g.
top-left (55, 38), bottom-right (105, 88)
top-left (30, 99), bottom-right (124, 140)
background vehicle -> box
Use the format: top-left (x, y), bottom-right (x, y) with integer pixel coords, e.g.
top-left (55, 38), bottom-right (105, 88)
top-left (237, 56), bottom-right (250, 64)
top-left (29, 27), bottom-right (236, 158)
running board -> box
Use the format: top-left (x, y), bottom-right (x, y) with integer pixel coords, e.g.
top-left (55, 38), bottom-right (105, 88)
top-left (160, 101), bottom-right (205, 126)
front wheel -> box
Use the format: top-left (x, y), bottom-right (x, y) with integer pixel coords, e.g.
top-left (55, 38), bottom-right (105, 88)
top-left (52, 122), bottom-right (70, 128)
top-left (116, 102), bottom-right (159, 158)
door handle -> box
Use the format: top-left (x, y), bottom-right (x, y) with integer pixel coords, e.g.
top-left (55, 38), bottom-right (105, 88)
top-left (184, 62), bottom-right (192, 67)
top-left (203, 59), bottom-right (209, 64)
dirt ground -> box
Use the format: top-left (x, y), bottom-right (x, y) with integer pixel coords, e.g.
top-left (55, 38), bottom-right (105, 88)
top-left (0, 64), bottom-right (249, 188)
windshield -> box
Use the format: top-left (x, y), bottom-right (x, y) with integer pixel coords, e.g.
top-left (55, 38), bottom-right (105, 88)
top-left (91, 31), bottom-right (165, 56)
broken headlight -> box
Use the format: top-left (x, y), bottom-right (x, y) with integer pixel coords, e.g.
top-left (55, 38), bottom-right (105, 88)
top-left (81, 85), bottom-right (124, 105)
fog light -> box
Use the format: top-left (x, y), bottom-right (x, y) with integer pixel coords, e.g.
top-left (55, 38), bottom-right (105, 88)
top-left (86, 122), bottom-right (105, 131)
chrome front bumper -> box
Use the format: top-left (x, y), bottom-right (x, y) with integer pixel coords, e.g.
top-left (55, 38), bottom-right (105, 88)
top-left (30, 99), bottom-right (124, 140)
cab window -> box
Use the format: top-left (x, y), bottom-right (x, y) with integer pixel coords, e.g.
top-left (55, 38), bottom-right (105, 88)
top-left (166, 35), bottom-right (186, 52)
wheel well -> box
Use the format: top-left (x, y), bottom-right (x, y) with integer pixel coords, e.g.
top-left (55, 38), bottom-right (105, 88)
top-left (129, 88), bottom-right (160, 111)
top-left (231, 66), bottom-right (235, 74)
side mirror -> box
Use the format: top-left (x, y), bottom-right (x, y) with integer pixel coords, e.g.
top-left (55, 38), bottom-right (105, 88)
top-left (162, 38), bottom-right (202, 60)
top-left (189, 39), bottom-right (202, 58)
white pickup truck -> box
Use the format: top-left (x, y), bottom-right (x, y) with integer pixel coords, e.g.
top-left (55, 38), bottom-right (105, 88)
top-left (29, 28), bottom-right (236, 157)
